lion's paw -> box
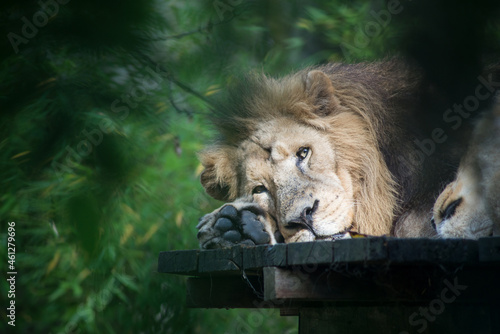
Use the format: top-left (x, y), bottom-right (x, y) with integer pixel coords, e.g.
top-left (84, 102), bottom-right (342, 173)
top-left (197, 203), bottom-right (272, 249)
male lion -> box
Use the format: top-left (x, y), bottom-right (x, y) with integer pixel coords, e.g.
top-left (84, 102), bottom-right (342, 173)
top-left (197, 60), bottom-right (467, 249)
top-left (432, 104), bottom-right (500, 239)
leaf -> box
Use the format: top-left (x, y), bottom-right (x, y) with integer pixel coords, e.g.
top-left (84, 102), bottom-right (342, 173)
top-left (205, 84), bottom-right (221, 96)
top-left (11, 151), bottom-right (30, 159)
top-left (137, 222), bottom-right (160, 245)
top-left (112, 286), bottom-right (129, 304)
top-left (120, 224), bottom-right (135, 245)
top-left (285, 37), bottom-right (304, 50)
top-left (296, 18), bottom-right (314, 32)
top-left (77, 268), bottom-right (91, 282)
top-left (49, 282), bottom-right (71, 301)
top-left (72, 283), bottom-right (83, 298)
top-left (113, 273), bottom-right (139, 292)
top-left (120, 203), bottom-right (140, 222)
top-left (45, 250), bottom-right (61, 275)
top-left (175, 211), bottom-right (184, 227)
top-left (305, 6), bottom-right (329, 22)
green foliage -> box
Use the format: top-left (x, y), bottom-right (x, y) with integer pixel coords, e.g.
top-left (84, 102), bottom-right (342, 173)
top-left (0, 0), bottom-right (413, 333)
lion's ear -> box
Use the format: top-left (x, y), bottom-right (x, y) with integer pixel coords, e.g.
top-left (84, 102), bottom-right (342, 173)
top-left (305, 70), bottom-right (340, 116)
top-left (198, 147), bottom-right (238, 202)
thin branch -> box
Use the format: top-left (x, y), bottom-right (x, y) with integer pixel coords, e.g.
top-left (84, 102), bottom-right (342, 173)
top-left (157, 11), bottom-right (238, 41)
top-left (135, 52), bottom-right (212, 106)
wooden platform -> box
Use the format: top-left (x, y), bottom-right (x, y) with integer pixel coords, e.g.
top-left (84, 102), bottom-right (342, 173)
top-left (158, 237), bottom-right (500, 333)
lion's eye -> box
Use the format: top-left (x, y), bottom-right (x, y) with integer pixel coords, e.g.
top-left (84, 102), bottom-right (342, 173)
top-left (441, 198), bottom-right (462, 220)
top-left (296, 147), bottom-right (310, 161)
top-left (252, 185), bottom-right (267, 194)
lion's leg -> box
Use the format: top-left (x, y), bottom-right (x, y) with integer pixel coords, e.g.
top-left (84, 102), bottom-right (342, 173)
top-left (196, 199), bottom-right (278, 249)
top-left (485, 171), bottom-right (500, 236)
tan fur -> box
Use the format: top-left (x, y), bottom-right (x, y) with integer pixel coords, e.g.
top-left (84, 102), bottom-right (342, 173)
top-left (199, 60), bottom-right (450, 245)
top-left (433, 104), bottom-right (500, 238)
top-left (198, 59), bottom-right (484, 246)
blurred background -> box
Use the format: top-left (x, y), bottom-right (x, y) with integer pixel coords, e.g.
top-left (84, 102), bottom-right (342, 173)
top-left (1, 0), bottom-right (499, 333)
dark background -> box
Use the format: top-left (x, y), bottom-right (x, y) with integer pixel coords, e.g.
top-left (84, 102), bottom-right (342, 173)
top-left (1, 0), bottom-right (499, 333)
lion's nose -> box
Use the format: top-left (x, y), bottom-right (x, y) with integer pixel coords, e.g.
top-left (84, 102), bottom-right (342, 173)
top-left (302, 200), bottom-right (319, 223)
top-left (283, 200), bottom-right (319, 235)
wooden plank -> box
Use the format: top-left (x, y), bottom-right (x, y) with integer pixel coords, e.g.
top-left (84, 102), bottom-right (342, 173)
top-left (287, 241), bottom-right (333, 266)
top-left (333, 237), bottom-right (387, 263)
top-left (266, 243), bottom-right (287, 266)
top-left (264, 266), bottom-right (399, 302)
top-left (387, 238), bottom-right (478, 264)
top-left (198, 246), bottom-right (242, 273)
top-left (264, 267), bottom-right (312, 301)
top-left (264, 265), bottom-right (500, 304)
top-left (158, 238), bottom-right (492, 276)
top-left (186, 275), bottom-right (266, 308)
top-left (280, 308), bottom-right (299, 316)
top-left (478, 236), bottom-right (500, 262)
top-left (185, 264), bottom-right (500, 308)
top-left (298, 305), bottom-right (496, 334)
top-left (242, 244), bottom-right (275, 269)
top-left (157, 249), bottom-right (198, 275)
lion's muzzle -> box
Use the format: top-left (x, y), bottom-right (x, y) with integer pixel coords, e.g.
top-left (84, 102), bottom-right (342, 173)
top-left (283, 199), bottom-right (320, 237)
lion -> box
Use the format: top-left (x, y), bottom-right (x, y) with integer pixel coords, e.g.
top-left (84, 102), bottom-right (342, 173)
top-left (196, 59), bottom-right (470, 249)
top-left (432, 104), bottom-right (500, 239)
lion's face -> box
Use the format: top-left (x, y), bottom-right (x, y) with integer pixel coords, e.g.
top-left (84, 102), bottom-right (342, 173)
top-left (234, 118), bottom-right (355, 242)
top-left (432, 167), bottom-right (493, 239)
top-left (432, 104), bottom-right (500, 239)
top-left (200, 69), bottom-right (396, 243)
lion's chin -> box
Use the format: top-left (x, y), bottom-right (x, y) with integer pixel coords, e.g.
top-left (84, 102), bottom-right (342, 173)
top-left (286, 230), bottom-right (316, 243)
top-left (285, 224), bottom-right (352, 243)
